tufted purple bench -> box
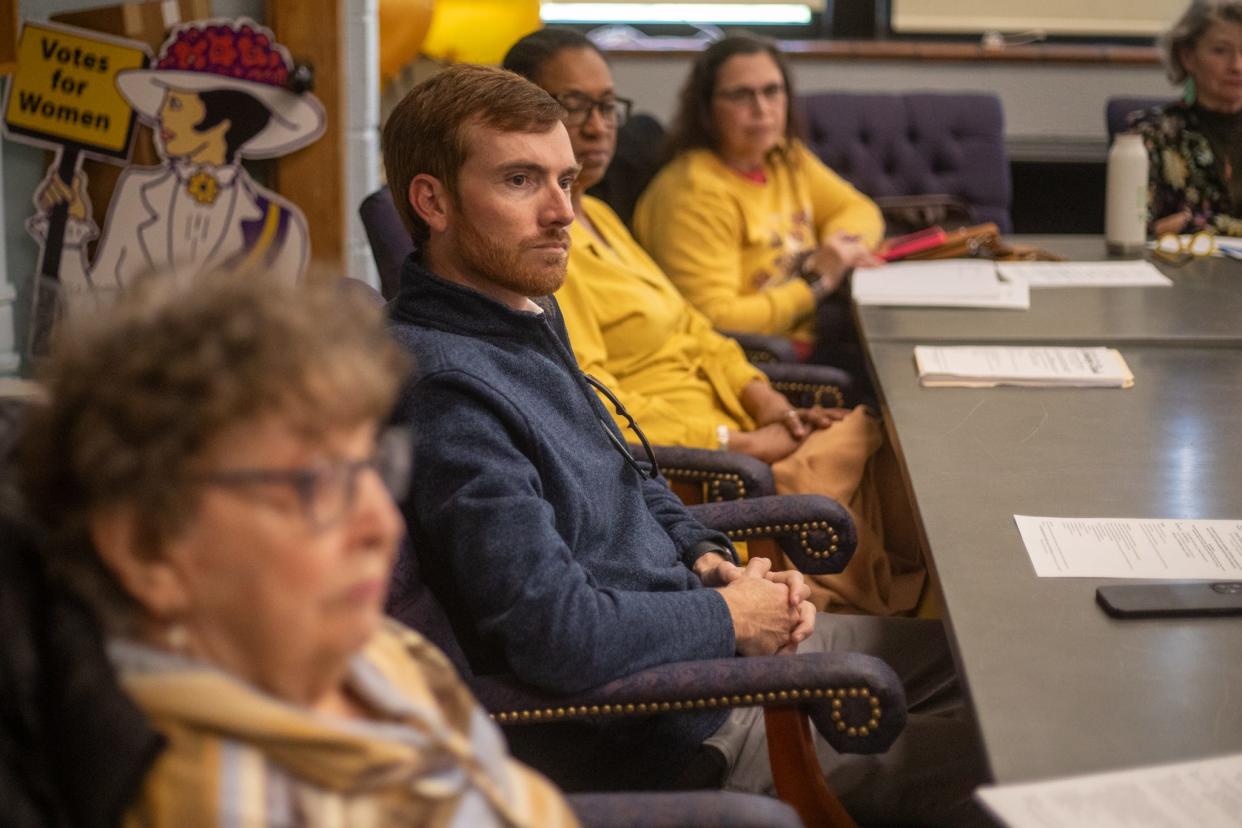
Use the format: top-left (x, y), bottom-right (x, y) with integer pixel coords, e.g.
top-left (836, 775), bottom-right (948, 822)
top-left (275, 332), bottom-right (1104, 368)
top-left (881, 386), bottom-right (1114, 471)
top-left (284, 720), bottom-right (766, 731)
top-left (799, 91), bottom-right (1013, 233)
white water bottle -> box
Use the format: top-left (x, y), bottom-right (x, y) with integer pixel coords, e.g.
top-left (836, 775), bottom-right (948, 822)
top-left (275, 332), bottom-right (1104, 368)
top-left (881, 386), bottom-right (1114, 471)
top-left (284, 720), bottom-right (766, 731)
top-left (1105, 133), bottom-right (1149, 255)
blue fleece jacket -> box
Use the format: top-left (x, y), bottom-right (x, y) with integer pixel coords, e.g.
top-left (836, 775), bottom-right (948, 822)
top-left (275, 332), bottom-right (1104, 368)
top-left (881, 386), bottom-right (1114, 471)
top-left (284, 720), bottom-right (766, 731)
top-left (389, 261), bottom-right (737, 785)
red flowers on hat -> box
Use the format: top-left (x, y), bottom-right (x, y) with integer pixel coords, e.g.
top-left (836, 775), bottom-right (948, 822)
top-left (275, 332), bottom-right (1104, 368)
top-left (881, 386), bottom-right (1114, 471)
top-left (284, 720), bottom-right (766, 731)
top-left (157, 22), bottom-right (290, 87)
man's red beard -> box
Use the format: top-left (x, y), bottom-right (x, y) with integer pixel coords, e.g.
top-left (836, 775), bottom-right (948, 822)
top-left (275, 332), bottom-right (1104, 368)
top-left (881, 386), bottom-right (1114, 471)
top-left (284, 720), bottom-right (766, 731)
top-left (454, 213), bottom-right (569, 298)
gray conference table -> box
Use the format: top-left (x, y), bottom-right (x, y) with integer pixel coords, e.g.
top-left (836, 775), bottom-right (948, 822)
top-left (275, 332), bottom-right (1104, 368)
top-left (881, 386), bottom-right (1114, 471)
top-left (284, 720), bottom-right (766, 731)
top-left (857, 236), bottom-right (1242, 345)
top-left (865, 341), bottom-right (1242, 784)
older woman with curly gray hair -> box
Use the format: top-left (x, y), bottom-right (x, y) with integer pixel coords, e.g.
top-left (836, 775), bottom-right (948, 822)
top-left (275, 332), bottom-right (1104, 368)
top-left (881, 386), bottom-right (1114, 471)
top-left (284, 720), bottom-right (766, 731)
top-left (16, 275), bottom-right (577, 827)
top-left (1132, 0), bottom-right (1242, 235)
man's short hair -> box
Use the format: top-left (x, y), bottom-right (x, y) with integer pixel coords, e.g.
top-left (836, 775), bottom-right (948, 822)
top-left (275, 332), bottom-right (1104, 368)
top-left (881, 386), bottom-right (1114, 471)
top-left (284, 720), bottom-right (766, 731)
top-left (381, 64), bottom-right (566, 250)
top-left (18, 273), bottom-right (408, 631)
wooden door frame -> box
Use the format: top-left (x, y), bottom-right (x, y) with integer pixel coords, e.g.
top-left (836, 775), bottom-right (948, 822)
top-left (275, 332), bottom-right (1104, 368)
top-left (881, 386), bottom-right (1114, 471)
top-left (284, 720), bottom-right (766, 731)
top-left (267, 0), bottom-right (345, 284)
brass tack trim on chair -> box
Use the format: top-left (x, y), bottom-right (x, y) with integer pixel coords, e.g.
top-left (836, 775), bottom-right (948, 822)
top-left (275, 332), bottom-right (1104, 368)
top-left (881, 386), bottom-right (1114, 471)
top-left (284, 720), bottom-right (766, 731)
top-left (492, 685), bottom-right (884, 734)
top-left (725, 520), bottom-right (841, 559)
top-left (661, 467), bottom-right (747, 501)
top-left (771, 381), bottom-right (845, 410)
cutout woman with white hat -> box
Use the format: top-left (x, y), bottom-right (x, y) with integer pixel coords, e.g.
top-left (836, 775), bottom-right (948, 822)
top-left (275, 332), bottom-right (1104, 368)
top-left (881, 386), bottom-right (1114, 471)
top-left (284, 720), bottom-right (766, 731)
top-left (30, 18), bottom-right (326, 301)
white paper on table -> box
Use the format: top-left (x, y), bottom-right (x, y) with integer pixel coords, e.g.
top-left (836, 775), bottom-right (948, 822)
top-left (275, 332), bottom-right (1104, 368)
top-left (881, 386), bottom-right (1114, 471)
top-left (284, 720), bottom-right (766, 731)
top-left (976, 751), bottom-right (1242, 828)
top-left (997, 261), bottom-right (1173, 287)
top-left (1215, 237), bottom-right (1242, 259)
top-left (1013, 515), bottom-right (1242, 579)
top-left (853, 261), bottom-right (1029, 308)
top-left (913, 346), bottom-right (1134, 388)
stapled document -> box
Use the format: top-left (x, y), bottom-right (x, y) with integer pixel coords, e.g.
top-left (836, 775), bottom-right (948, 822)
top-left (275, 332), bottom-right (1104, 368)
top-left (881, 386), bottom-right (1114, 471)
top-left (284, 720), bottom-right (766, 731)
top-left (996, 261), bottom-right (1172, 287)
top-left (913, 346), bottom-right (1134, 388)
top-left (852, 261), bottom-right (1030, 309)
top-left (1013, 515), bottom-right (1242, 579)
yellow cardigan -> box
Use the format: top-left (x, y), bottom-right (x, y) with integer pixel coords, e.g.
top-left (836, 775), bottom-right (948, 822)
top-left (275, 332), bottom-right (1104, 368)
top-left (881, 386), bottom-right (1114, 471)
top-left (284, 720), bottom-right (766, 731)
top-left (632, 141), bottom-right (883, 338)
top-left (560, 196), bottom-right (765, 450)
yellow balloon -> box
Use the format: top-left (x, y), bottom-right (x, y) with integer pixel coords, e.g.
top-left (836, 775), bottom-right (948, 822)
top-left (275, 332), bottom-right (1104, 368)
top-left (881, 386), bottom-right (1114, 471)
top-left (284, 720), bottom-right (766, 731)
top-left (378, 0), bottom-right (437, 80)
top-left (421, 0), bottom-right (542, 65)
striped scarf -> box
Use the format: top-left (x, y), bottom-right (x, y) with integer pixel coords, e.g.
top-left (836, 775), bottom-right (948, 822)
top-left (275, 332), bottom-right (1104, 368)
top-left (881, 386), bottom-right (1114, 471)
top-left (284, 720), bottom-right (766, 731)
top-left (113, 621), bottom-right (578, 828)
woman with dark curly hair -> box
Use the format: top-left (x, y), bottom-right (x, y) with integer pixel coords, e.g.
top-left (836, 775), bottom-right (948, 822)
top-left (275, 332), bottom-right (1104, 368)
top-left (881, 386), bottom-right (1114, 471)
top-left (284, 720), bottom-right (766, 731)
top-left (633, 35), bottom-right (882, 354)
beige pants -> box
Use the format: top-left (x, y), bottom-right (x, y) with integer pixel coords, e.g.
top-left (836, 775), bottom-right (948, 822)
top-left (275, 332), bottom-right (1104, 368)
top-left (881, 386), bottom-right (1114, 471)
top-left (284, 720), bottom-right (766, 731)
top-left (771, 407), bottom-right (925, 615)
top-left (702, 614), bottom-right (990, 827)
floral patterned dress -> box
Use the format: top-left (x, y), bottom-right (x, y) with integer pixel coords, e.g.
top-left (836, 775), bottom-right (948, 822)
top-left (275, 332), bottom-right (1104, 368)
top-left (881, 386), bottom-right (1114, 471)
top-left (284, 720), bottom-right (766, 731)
top-left (1129, 102), bottom-right (1242, 236)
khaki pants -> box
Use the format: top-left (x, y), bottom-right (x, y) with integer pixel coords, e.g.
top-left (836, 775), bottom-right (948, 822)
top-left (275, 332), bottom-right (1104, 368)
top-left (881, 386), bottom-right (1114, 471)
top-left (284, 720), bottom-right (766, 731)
top-left (703, 614), bottom-right (991, 827)
top-left (772, 407), bottom-right (926, 615)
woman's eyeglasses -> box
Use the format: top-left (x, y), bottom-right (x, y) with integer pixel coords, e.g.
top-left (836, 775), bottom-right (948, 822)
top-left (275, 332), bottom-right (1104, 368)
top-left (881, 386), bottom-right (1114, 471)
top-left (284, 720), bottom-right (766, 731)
top-left (583, 374), bottom-right (660, 481)
top-left (189, 426), bottom-right (413, 531)
top-left (1152, 231), bottom-right (1217, 266)
top-left (715, 82), bottom-right (787, 106)
top-left (556, 93), bottom-right (633, 129)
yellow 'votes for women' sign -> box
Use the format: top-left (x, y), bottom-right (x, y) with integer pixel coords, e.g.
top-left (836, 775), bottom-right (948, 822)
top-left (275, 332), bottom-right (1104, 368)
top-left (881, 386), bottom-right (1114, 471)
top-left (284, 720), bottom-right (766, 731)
top-left (3, 21), bottom-right (151, 359)
top-left (4, 21), bottom-right (149, 159)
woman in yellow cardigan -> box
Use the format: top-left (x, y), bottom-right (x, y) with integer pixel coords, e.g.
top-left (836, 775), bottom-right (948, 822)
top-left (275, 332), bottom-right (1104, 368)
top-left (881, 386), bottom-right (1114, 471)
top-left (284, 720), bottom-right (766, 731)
top-left (633, 35), bottom-right (883, 357)
top-left (503, 30), bottom-right (923, 616)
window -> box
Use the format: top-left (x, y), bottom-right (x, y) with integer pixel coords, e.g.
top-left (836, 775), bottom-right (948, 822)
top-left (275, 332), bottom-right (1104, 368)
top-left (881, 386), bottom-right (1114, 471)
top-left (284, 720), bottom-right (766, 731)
top-left (541, 1), bottom-right (823, 27)
top-left (890, 0), bottom-right (1183, 38)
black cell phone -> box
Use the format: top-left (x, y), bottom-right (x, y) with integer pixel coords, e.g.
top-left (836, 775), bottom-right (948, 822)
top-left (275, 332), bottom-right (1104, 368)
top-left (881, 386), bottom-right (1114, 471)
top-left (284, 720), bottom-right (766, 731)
top-left (1096, 581), bottom-right (1242, 619)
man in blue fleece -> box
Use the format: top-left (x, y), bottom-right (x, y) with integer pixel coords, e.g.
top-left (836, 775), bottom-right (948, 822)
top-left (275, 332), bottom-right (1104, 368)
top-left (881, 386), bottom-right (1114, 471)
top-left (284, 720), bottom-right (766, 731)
top-left (384, 64), bottom-right (987, 826)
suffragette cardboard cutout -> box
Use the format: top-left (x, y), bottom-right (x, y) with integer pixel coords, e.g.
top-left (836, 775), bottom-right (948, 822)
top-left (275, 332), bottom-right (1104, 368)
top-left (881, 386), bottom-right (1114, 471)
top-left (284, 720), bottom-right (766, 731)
top-left (13, 17), bottom-right (325, 349)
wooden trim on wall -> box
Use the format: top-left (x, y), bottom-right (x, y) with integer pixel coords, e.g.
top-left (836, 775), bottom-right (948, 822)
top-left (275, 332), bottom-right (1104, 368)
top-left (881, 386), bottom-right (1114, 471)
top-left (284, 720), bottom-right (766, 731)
top-left (267, 0), bottom-right (344, 284)
top-left (0, 0), bottom-right (18, 75)
top-left (606, 39), bottom-right (1161, 66)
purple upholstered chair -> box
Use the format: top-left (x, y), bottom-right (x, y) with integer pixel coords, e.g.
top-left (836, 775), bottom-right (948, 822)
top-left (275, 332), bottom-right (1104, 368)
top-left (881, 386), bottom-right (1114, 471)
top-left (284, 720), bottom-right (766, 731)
top-left (1106, 96), bottom-right (1174, 141)
top-left (358, 187), bottom-right (412, 302)
top-left (799, 91), bottom-right (1013, 233)
top-left (386, 492), bottom-right (904, 828)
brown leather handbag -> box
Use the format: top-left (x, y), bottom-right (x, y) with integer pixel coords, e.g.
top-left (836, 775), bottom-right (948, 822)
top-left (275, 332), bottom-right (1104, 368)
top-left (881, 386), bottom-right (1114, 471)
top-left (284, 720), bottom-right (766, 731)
top-left (904, 223), bottom-right (1063, 262)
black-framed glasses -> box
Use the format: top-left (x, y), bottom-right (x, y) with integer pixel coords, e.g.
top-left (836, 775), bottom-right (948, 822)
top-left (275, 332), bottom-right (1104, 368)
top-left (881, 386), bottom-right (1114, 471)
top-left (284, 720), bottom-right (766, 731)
top-left (583, 374), bottom-right (660, 480)
top-left (188, 426), bottom-right (412, 531)
top-left (556, 92), bottom-right (632, 129)
top-left (715, 82), bottom-right (787, 106)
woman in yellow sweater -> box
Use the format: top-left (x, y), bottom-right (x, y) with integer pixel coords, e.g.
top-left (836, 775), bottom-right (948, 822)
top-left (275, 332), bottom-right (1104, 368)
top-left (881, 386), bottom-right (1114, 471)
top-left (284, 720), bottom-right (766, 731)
top-left (633, 35), bottom-right (883, 356)
top-left (503, 30), bottom-right (923, 616)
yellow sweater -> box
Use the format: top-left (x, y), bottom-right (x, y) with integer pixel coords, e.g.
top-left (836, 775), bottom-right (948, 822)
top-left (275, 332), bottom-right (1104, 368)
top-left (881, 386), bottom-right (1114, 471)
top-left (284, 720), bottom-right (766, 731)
top-left (560, 196), bottom-right (765, 449)
top-left (633, 142), bottom-right (883, 338)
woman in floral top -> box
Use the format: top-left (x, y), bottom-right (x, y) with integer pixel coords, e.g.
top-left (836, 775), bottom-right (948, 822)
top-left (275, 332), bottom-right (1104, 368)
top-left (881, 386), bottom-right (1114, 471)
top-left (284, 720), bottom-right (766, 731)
top-left (1131, 1), bottom-right (1242, 236)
